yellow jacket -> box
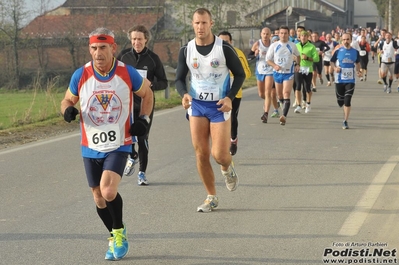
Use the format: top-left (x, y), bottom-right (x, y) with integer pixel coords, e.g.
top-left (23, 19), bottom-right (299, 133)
top-left (232, 47), bottom-right (251, 98)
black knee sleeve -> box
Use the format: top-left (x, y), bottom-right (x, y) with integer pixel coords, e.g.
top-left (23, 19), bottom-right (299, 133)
top-left (325, 74), bottom-right (330, 81)
top-left (344, 97), bottom-right (352, 107)
top-left (283, 99), bottom-right (290, 117)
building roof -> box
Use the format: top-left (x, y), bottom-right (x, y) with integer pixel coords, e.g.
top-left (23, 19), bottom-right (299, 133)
top-left (61, 0), bottom-right (165, 8)
top-left (245, 0), bottom-right (277, 18)
top-left (246, 1), bottom-right (345, 20)
top-left (314, 0), bottom-right (345, 13)
top-left (22, 12), bottom-right (161, 38)
top-left (21, 0), bottom-right (166, 38)
top-left (264, 7), bottom-right (331, 22)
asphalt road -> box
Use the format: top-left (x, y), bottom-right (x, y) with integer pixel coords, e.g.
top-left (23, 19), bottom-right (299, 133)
top-left (1, 61), bottom-right (399, 265)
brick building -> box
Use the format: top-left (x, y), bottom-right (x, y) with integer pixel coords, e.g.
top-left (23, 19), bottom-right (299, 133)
top-left (17, 0), bottom-right (180, 80)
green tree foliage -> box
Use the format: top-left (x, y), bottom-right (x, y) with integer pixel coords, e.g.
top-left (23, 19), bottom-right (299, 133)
top-left (372, 0), bottom-right (386, 18)
top-left (372, 0), bottom-right (399, 33)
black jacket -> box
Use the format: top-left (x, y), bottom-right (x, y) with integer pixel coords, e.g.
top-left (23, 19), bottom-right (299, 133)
top-left (117, 47), bottom-right (168, 110)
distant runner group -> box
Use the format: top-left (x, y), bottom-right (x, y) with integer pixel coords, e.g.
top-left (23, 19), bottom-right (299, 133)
top-left (248, 25), bottom-right (399, 131)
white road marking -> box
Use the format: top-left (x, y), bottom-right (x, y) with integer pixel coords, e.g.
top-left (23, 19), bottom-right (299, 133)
top-left (0, 105), bottom-right (186, 155)
top-left (338, 156), bottom-right (399, 236)
top-left (0, 133), bottom-right (80, 155)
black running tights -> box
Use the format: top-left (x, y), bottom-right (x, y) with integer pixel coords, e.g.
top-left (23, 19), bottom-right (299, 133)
top-left (335, 83), bottom-right (355, 107)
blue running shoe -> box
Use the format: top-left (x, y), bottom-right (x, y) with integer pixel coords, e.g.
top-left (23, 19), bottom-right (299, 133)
top-left (112, 226), bottom-right (129, 260)
top-left (137, 171), bottom-right (148, 185)
top-left (104, 237), bottom-right (116, 260)
top-left (342, 120), bottom-right (349, 130)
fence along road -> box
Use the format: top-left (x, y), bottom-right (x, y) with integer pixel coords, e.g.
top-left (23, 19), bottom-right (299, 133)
top-left (1, 61), bottom-right (399, 264)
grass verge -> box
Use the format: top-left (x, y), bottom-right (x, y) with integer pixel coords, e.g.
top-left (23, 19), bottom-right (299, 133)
top-left (0, 65), bottom-right (257, 132)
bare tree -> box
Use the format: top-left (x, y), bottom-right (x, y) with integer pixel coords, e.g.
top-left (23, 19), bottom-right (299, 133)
top-left (172, 0), bottom-right (252, 43)
top-left (58, 19), bottom-right (84, 71)
top-left (29, 0), bottom-right (52, 76)
top-left (0, 0), bottom-right (29, 88)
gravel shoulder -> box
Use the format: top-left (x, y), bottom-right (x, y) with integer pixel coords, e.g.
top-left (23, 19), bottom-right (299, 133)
top-left (0, 121), bottom-right (80, 150)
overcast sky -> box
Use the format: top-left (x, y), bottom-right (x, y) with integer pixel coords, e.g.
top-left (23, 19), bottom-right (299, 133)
top-left (23, 0), bottom-right (65, 24)
top-left (25, 0), bottom-right (65, 11)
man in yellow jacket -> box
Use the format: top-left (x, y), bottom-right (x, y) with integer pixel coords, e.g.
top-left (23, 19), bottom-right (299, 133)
top-left (218, 31), bottom-right (251, 155)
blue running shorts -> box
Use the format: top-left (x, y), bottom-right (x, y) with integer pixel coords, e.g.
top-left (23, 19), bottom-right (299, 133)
top-left (256, 73), bottom-right (266, 81)
top-left (83, 152), bottom-right (129, 187)
top-left (273, 72), bottom-right (294, 84)
top-left (255, 73), bottom-right (273, 81)
top-left (188, 99), bottom-right (231, 123)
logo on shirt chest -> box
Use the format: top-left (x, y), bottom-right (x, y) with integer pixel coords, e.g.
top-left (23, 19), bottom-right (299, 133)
top-left (210, 58), bottom-right (220, 68)
top-left (88, 91), bottom-right (122, 125)
top-left (95, 94), bottom-right (113, 111)
top-left (192, 58), bottom-right (199, 69)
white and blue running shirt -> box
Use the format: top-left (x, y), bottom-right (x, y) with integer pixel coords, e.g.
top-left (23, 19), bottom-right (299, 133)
top-left (266, 41), bottom-right (300, 74)
top-left (256, 40), bottom-right (273, 75)
top-left (330, 47), bottom-right (360, 83)
top-left (186, 36), bottom-right (230, 101)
